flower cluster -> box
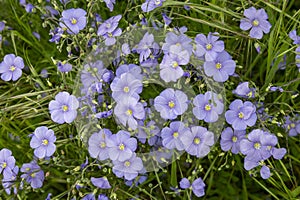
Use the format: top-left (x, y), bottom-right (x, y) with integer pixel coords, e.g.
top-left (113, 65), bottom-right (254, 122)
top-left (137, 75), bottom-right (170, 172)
top-left (0, 1), bottom-right (295, 199)
top-left (289, 30), bottom-right (300, 72)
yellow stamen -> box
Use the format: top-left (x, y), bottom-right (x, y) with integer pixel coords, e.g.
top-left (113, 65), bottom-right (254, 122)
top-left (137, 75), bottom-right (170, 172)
top-left (238, 112), bottom-right (244, 119)
top-left (247, 91), bottom-right (253, 98)
top-left (206, 43), bottom-right (212, 50)
top-left (124, 161), bottom-right (131, 167)
top-left (10, 66), bottom-right (16, 72)
top-left (2, 162), bottom-right (7, 168)
top-left (173, 132), bottom-right (179, 138)
top-left (126, 109), bottom-right (133, 116)
top-left (215, 63), bottom-right (222, 69)
top-left (205, 104), bottom-right (211, 111)
top-left (31, 173), bottom-right (36, 178)
top-left (71, 18), bottom-right (77, 25)
top-left (172, 61), bottom-right (179, 68)
top-left (100, 142), bottom-right (106, 148)
top-left (252, 19), bottom-right (259, 26)
top-left (194, 137), bottom-right (200, 144)
top-left (123, 86), bottom-right (129, 93)
top-left (290, 123), bottom-right (295, 128)
top-left (168, 101), bottom-right (175, 108)
top-left (42, 139), bottom-right (49, 145)
top-left (232, 136), bottom-right (237, 142)
top-left (119, 143), bottom-right (125, 151)
top-left (62, 105), bottom-right (69, 112)
top-left (254, 142), bottom-right (261, 149)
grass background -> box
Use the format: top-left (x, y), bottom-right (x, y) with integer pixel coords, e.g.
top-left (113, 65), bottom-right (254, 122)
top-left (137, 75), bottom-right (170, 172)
top-left (0, 0), bottom-right (300, 199)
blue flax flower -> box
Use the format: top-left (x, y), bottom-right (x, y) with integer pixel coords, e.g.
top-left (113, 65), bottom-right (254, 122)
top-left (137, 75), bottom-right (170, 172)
top-left (203, 50), bottom-right (236, 82)
top-left (220, 127), bottom-right (245, 154)
top-left (110, 72), bottom-right (143, 102)
top-left (284, 116), bottom-right (300, 137)
top-left (97, 15), bottom-right (122, 36)
top-left (160, 45), bottom-right (189, 82)
top-left (104, 0), bottom-right (116, 12)
top-left (194, 32), bottom-right (224, 61)
top-left (192, 178), bottom-right (206, 197)
top-left (114, 97), bottom-right (145, 130)
top-left (141, 0), bottom-right (165, 12)
top-left (232, 82), bottom-right (255, 98)
top-left (0, 148), bottom-right (16, 179)
top-left (88, 129), bottom-right (112, 161)
top-left (30, 126), bottom-right (56, 159)
top-left (112, 153), bottom-right (143, 180)
top-left (49, 91), bottom-right (79, 124)
top-left (162, 30), bottom-right (193, 56)
top-left (135, 32), bottom-right (156, 63)
top-left (2, 166), bottom-right (19, 195)
top-left (91, 177), bottom-right (111, 189)
top-left (289, 30), bottom-right (300, 45)
top-left (179, 178), bottom-right (190, 189)
top-left (240, 129), bottom-right (286, 169)
top-left (21, 161), bottom-right (44, 189)
top-left (161, 121), bottom-right (188, 151)
top-left (0, 54), bottom-right (24, 81)
top-left (240, 7), bottom-right (272, 39)
top-left (181, 126), bottom-right (214, 158)
top-left (116, 64), bottom-right (143, 80)
top-left (57, 61), bottom-right (72, 72)
top-left (225, 99), bottom-right (257, 130)
top-left (154, 88), bottom-right (188, 120)
top-left (106, 130), bottom-right (137, 162)
top-left (59, 8), bottom-right (87, 34)
top-left (193, 91), bottom-right (224, 123)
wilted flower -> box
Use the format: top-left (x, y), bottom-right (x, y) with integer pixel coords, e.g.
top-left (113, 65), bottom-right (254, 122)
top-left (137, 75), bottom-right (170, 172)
top-left (240, 7), bottom-right (272, 39)
top-left (0, 54), bottom-right (24, 81)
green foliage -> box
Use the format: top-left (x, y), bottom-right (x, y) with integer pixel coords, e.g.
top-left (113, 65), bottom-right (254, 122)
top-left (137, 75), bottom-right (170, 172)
top-left (0, 0), bottom-right (299, 199)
